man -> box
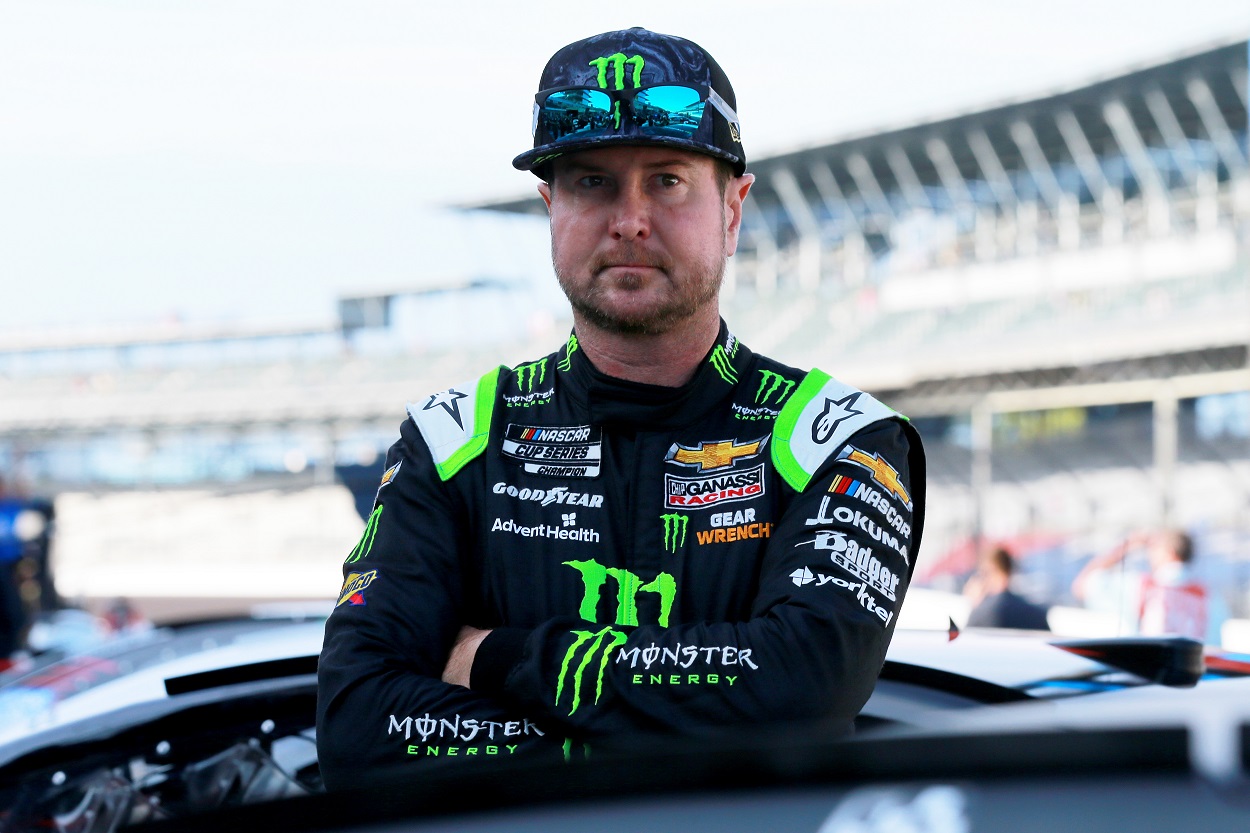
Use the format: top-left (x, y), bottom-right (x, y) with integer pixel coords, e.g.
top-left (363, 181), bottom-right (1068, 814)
top-left (1071, 529), bottom-right (1213, 642)
top-left (964, 546), bottom-right (1049, 630)
top-left (317, 27), bottom-right (926, 790)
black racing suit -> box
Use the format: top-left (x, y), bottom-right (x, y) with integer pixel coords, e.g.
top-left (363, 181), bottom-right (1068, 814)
top-left (317, 323), bottom-right (926, 789)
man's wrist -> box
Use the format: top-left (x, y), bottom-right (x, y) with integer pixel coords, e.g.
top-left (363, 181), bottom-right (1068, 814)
top-left (470, 627), bottom-right (530, 694)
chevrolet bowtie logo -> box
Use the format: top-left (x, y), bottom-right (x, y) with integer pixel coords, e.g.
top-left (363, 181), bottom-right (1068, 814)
top-left (666, 437), bottom-right (767, 472)
top-left (842, 447), bottom-right (911, 508)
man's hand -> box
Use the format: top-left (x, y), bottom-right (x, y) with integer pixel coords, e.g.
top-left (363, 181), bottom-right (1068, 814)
top-left (442, 626), bottom-right (491, 688)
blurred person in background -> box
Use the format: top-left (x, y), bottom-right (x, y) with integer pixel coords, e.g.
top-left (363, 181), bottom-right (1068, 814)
top-left (317, 27), bottom-right (926, 791)
top-left (0, 478), bottom-right (36, 670)
top-left (1071, 529), bottom-right (1223, 643)
top-left (964, 545), bottom-right (1050, 630)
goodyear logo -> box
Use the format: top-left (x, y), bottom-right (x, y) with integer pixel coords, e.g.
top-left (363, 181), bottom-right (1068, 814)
top-left (665, 436), bottom-right (767, 472)
top-left (837, 446), bottom-right (911, 510)
top-left (337, 570), bottom-right (377, 607)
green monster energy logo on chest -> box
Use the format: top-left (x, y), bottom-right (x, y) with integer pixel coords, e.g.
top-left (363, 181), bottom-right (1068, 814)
top-left (709, 344), bottom-right (738, 384)
top-left (661, 513), bottom-right (688, 553)
top-left (555, 558), bottom-right (676, 716)
top-left (557, 334), bottom-right (579, 372)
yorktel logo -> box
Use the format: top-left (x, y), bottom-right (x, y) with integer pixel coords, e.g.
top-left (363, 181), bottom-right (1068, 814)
top-left (492, 482), bottom-right (604, 509)
top-left (661, 513), bottom-right (688, 553)
top-left (837, 446), bottom-right (912, 510)
top-left (806, 497), bottom-right (910, 565)
top-left (789, 565), bottom-right (897, 626)
top-left (797, 531), bottom-right (901, 601)
top-left (665, 463), bottom-right (765, 509)
top-left (666, 436), bottom-right (768, 472)
top-left (502, 424), bottom-right (602, 478)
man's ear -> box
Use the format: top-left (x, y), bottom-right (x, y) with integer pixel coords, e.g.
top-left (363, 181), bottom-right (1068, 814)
top-left (724, 173), bottom-right (754, 256)
top-left (538, 181), bottom-right (552, 212)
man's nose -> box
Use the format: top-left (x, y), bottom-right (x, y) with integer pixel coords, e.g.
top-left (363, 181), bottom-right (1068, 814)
top-left (610, 183), bottom-right (651, 240)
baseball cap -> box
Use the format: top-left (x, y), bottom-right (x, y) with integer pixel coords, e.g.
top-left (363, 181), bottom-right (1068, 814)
top-left (513, 27), bottom-right (746, 177)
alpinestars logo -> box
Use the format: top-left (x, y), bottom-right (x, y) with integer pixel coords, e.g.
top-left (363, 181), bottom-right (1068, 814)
top-left (661, 513), bottom-right (688, 553)
top-left (812, 393), bottom-right (864, 444)
top-left (423, 389), bottom-right (469, 429)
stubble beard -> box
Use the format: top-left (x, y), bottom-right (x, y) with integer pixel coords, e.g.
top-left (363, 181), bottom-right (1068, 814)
top-left (553, 234), bottom-right (727, 337)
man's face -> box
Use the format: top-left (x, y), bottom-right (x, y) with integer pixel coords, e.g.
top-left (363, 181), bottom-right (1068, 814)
top-left (539, 145), bottom-right (751, 336)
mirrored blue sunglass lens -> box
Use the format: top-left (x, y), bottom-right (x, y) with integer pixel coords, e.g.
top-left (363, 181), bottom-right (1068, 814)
top-left (632, 86), bottom-right (706, 137)
top-left (538, 90), bottom-right (614, 141)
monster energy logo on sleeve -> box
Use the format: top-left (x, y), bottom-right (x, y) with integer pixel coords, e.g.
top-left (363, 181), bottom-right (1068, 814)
top-left (755, 370), bottom-right (796, 406)
top-left (557, 334), bottom-right (579, 372)
top-left (661, 513), bottom-right (688, 553)
top-left (515, 359), bottom-right (548, 394)
top-left (345, 505), bottom-right (382, 563)
top-left (589, 53), bottom-right (644, 90)
top-left (564, 559), bottom-right (675, 627)
top-left (555, 627), bottom-right (628, 716)
top-left (709, 344), bottom-right (738, 384)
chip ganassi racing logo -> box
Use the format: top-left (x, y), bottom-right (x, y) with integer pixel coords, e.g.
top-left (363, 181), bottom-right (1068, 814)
top-left (665, 463), bottom-right (765, 509)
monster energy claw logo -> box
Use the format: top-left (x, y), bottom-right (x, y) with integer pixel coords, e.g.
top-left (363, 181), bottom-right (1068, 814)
top-left (515, 359), bottom-right (548, 394)
top-left (557, 335), bottom-right (579, 372)
top-left (755, 370), bottom-right (795, 406)
top-left (589, 53), bottom-right (644, 90)
top-left (661, 513), bottom-right (688, 553)
top-left (709, 345), bottom-right (738, 384)
top-left (345, 505), bottom-right (382, 563)
top-left (555, 627), bottom-right (628, 716)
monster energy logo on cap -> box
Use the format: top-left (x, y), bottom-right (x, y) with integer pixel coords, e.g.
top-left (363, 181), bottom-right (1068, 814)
top-left (661, 513), bottom-right (688, 553)
top-left (589, 53), bottom-right (645, 90)
top-left (755, 369), bottom-right (795, 406)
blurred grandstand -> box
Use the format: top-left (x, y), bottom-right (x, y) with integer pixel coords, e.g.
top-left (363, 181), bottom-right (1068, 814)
top-left (1, 37), bottom-right (1248, 629)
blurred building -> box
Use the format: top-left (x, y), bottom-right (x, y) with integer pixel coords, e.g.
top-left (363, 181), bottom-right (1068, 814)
top-left (2, 37), bottom-right (1248, 618)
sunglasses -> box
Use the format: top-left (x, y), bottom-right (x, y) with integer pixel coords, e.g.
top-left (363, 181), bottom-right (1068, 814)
top-left (532, 84), bottom-right (740, 145)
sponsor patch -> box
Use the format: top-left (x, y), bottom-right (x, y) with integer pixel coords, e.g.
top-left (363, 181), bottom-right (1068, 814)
top-left (797, 531), bottom-right (900, 601)
top-left (502, 424), bottom-right (602, 478)
top-left (491, 482), bottom-right (604, 508)
top-left (827, 475), bottom-right (912, 537)
top-left (665, 463), bottom-right (765, 509)
top-left (812, 393), bottom-right (864, 444)
top-left (337, 570), bottom-right (377, 607)
top-left (661, 513), bottom-right (688, 553)
top-left (836, 446), bottom-right (912, 510)
top-left (789, 567), bottom-right (896, 626)
top-left (665, 436), bottom-right (768, 472)
top-left (374, 460), bottom-right (401, 502)
top-left (805, 496), bottom-right (909, 565)
top-left (491, 517), bottom-right (600, 543)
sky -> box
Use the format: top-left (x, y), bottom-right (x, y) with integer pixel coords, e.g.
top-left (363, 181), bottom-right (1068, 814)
top-left (2, 0), bottom-right (1249, 335)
